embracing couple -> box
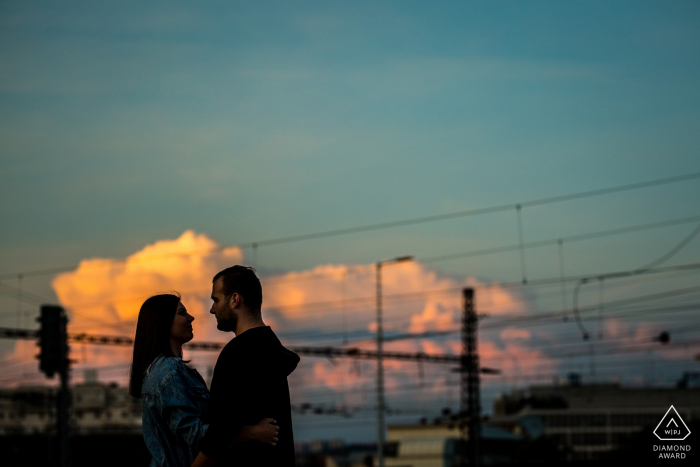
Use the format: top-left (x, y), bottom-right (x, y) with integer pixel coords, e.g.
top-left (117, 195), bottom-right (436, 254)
top-left (128, 265), bottom-right (300, 467)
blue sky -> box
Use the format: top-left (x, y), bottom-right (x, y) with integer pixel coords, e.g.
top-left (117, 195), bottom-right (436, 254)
top-left (1, 0), bottom-right (700, 442)
top-left (2, 1), bottom-right (699, 270)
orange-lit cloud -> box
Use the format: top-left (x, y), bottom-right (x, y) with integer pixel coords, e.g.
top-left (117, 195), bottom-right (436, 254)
top-left (3, 231), bottom-right (558, 396)
top-left (52, 230), bottom-right (243, 328)
top-left (5, 231), bottom-right (245, 385)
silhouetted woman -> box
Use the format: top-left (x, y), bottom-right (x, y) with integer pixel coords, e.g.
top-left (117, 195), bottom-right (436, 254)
top-left (129, 294), bottom-right (278, 467)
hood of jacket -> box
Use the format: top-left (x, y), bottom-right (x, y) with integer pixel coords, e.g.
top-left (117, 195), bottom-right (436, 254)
top-left (235, 325), bottom-right (300, 376)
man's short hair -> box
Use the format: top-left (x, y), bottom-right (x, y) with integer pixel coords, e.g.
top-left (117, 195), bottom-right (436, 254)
top-left (213, 265), bottom-right (263, 313)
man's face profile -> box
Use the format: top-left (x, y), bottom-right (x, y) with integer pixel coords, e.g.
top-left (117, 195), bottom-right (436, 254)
top-left (210, 277), bottom-right (238, 332)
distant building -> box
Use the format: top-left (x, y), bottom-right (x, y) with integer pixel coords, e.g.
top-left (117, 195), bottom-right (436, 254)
top-left (382, 423), bottom-right (520, 467)
top-left (72, 382), bottom-right (142, 434)
top-left (325, 423), bottom-right (521, 467)
top-left (490, 375), bottom-right (700, 461)
top-left (294, 439), bottom-right (354, 466)
top-left (0, 382), bottom-right (143, 436)
top-left (0, 385), bottom-right (53, 436)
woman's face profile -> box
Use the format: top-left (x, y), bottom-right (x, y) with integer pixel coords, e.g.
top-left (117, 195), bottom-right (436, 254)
top-left (170, 301), bottom-right (194, 344)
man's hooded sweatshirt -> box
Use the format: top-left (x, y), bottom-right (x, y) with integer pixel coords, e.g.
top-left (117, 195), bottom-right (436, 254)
top-left (199, 326), bottom-right (300, 466)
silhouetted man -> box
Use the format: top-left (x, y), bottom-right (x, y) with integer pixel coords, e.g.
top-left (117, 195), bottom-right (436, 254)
top-left (191, 266), bottom-right (299, 467)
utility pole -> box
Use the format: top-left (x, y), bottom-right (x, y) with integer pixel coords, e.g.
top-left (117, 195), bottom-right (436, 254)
top-left (37, 305), bottom-right (70, 467)
top-left (376, 261), bottom-right (385, 467)
top-left (375, 255), bottom-right (413, 467)
top-left (461, 288), bottom-right (480, 467)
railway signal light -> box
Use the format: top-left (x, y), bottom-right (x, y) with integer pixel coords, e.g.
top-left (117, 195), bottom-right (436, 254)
top-left (36, 305), bottom-right (68, 378)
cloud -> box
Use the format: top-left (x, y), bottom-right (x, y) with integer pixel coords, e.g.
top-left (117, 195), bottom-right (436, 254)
top-left (264, 262), bottom-right (529, 337)
top-left (51, 230), bottom-right (243, 332)
top-left (500, 327), bottom-right (532, 341)
top-left (303, 339), bottom-right (455, 403)
top-left (408, 302), bottom-right (455, 334)
top-left (601, 318), bottom-right (659, 346)
top-left (3, 231), bottom-right (557, 399)
top-left (479, 340), bottom-right (559, 379)
top-left (4, 231), bottom-right (245, 385)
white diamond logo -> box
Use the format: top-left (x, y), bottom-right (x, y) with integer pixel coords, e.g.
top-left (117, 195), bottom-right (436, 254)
top-left (654, 405), bottom-right (691, 441)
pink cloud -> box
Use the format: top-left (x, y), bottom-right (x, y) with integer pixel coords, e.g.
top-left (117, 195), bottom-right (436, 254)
top-left (500, 327), bottom-right (531, 341)
top-left (4, 232), bottom-right (553, 401)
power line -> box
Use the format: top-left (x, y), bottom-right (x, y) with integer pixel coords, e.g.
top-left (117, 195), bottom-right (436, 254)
top-left (0, 327), bottom-right (472, 366)
top-left (305, 297), bottom-right (700, 348)
top-left (3, 262), bottom-right (700, 358)
top-left (237, 261), bottom-right (700, 319)
top-left (2, 171), bottom-right (700, 280)
top-left (281, 269), bottom-right (700, 343)
top-left (3, 261), bottom-right (700, 347)
top-left (2, 213), bottom-right (699, 323)
top-left (571, 220), bottom-right (700, 339)
top-left (265, 262), bottom-right (700, 324)
top-left (283, 273), bottom-right (700, 342)
top-left (2, 341), bottom-right (693, 386)
top-left (4, 300), bottom-right (696, 364)
top-left (290, 358), bottom-right (695, 404)
top-left (421, 214), bottom-right (700, 264)
top-left (1, 334), bottom-right (695, 389)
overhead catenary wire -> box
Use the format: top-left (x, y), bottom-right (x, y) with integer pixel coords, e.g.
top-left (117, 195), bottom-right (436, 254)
top-left (558, 239), bottom-right (568, 321)
top-left (286, 267), bottom-right (700, 342)
top-left (2, 176), bottom-right (699, 395)
top-left (571, 220), bottom-right (700, 339)
top-left (2, 351), bottom-right (692, 425)
top-left (2, 213), bottom-right (699, 323)
top-left (2, 336), bottom-right (695, 391)
top-left (2, 171), bottom-right (700, 281)
top-left (515, 204), bottom-right (528, 285)
top-left (272, 262), bottom-right (700, 326)
top-left (1, 228), bottom-right (699, 385)
top-left (3, 259), bottom-right (700, 346)
top-left (296, 294), bottom-right (700, 347)
top-left (1, 346), bottom-right (693, 390)
top-left (289, 358), bottom-right (695, 404)
top-left (6, 349), bottom-right (688, 402)
top-left (1, 337), bottom-right (692, 391)
top-left (4, 299), bottom-right (698, 365)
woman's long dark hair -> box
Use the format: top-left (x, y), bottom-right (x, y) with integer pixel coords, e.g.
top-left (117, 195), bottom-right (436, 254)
top-left (129, 293), bottom-right (181, 398)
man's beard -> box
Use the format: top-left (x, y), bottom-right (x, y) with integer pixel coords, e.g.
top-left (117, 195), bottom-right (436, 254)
top-left (216, 303), bottom-right (238, 332)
